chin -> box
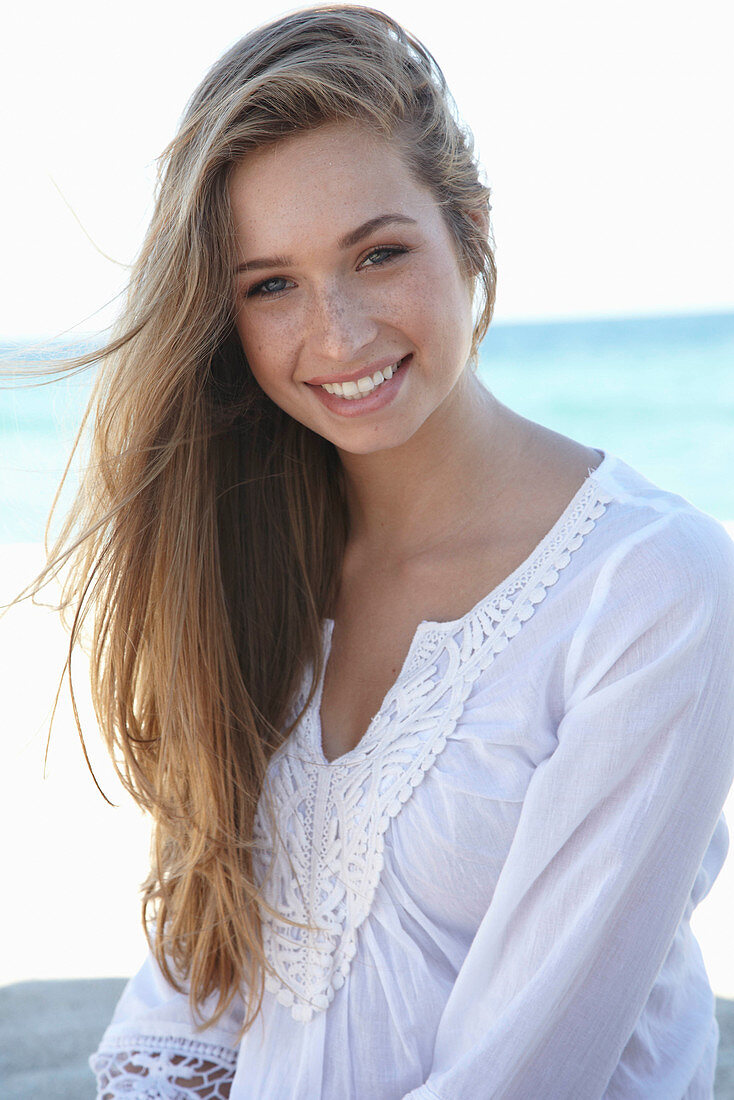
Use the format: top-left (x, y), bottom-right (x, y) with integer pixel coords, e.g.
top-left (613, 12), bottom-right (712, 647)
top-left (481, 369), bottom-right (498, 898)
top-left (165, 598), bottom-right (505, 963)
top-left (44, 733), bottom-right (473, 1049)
top-left (330, 419), bottom-right (427, 458)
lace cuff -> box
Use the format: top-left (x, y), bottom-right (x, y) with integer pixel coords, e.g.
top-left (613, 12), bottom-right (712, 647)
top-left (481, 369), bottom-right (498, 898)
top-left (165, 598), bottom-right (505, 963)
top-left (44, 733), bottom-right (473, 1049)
top-left (90, 1034), bottom-right (237, 1099)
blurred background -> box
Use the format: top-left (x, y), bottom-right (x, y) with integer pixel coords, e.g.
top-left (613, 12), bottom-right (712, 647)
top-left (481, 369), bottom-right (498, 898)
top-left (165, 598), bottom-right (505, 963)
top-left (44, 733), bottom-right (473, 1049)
top-left (1, 0), bottom-right (733, 1096)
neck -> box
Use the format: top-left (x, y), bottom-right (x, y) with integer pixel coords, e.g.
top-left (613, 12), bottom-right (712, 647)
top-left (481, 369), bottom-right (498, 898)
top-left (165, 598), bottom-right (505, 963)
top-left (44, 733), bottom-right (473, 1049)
top-left (336, 369), bottom-right (523, 562)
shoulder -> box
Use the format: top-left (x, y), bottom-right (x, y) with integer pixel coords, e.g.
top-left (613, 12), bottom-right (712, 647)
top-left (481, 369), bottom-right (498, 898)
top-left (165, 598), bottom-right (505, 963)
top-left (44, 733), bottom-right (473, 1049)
top-left (557, 459), bottom-right (734, 717)
top-left (586, 454), bottom-right (734, 609)
top-left (557, 455), bottom-right (734, 697)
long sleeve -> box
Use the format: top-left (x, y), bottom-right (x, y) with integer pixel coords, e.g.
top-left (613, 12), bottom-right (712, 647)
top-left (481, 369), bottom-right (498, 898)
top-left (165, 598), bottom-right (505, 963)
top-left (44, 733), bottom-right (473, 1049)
top-left (404, 513), bottom-right (734, 1100)
top-left (89, 951), bottom-right (243, 1098)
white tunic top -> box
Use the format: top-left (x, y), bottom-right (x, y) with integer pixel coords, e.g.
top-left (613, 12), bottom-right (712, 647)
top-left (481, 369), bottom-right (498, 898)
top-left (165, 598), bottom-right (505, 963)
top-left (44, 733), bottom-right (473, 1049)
top-left (90, 454), bottom-right (734, 1099)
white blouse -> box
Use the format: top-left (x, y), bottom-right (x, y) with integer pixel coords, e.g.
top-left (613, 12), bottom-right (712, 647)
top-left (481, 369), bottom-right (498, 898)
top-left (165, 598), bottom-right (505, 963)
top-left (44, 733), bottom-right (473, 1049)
top-left (90, 453), bottom-right (734, 1099)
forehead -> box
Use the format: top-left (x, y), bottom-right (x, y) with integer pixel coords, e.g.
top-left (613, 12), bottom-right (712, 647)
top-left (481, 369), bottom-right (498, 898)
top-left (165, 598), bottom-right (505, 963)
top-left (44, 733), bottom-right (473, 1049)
top-left (228, 122), bottom-right (437, 254)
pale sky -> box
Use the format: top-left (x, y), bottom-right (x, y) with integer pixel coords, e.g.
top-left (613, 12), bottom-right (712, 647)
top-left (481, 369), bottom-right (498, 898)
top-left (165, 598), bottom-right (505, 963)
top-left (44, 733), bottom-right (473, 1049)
top-left (2, 0), bottom-right (732, 338)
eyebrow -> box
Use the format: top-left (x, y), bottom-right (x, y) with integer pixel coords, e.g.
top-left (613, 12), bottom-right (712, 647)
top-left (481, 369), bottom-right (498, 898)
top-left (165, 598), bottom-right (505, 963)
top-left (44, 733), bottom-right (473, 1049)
top-left (235, 213), bottom-right (418, 273)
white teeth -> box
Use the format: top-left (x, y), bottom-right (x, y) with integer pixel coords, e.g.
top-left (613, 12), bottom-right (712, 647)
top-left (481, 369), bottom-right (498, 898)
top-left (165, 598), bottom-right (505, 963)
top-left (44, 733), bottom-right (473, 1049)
top-left (322, 360), bottom-right (402, 398)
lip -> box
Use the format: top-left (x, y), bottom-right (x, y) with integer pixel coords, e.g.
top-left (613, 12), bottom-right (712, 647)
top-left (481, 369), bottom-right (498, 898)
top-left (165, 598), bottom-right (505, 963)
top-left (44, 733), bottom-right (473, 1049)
top-left (309, 354), bottom-right (411, 417)
top-left (304, 355), bottom-right (408, 387)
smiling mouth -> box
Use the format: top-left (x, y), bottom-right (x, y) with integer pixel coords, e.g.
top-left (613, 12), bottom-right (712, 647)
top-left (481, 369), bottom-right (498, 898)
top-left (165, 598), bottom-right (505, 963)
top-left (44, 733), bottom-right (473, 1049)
top-left (319, 357), bottom-right (406, 400)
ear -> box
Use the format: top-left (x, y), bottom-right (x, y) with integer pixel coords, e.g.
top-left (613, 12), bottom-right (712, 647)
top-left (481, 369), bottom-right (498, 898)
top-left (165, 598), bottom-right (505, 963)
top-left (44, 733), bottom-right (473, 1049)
top-left (468, 204), bottom-right (490, 242)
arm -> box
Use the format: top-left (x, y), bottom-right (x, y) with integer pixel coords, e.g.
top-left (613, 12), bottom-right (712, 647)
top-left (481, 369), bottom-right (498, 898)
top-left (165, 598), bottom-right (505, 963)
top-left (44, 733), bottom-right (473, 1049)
top-left (405, 515), bottom-right (734, 1099)
top-left (90, 951), bottom-right (242, 1099)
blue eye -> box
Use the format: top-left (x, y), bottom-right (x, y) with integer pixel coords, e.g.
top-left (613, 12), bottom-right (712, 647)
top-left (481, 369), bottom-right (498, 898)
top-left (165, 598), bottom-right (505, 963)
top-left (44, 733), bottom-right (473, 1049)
top-left (244, 246), bottom-right (409, 299)
top-left (360, 246), bottom-right (408, 268)
top-left (247, 276), bottom-right (291, 298)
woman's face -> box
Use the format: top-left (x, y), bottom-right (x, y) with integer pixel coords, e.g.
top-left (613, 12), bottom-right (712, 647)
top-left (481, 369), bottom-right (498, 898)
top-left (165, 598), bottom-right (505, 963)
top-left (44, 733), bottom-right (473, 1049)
top-left (230, 122), bottom-right (476, 456)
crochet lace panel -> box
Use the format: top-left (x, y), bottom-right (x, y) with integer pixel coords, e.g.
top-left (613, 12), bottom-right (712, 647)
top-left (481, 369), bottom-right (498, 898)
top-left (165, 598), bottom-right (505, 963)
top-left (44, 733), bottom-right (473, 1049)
top-left (253, 479), bottom-right (613, 1022)
top-left (90, 1035), bottom-right (237, 1099)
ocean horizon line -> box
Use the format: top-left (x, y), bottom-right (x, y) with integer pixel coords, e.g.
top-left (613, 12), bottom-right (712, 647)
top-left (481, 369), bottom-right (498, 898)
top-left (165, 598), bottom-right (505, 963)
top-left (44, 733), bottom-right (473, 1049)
top-left (1, 305), bottom-right (734, 348)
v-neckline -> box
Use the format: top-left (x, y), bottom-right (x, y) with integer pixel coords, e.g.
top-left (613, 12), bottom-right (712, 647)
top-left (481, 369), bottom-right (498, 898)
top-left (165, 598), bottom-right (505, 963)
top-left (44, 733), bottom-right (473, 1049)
top-left (310, 451), bottom-right (614, 766)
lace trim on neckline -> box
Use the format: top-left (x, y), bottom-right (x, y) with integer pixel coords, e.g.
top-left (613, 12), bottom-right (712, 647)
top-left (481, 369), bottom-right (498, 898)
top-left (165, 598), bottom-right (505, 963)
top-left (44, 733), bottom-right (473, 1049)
top-left (402, 474), bottom-right (612, 665)
top-left (254, 477), bottom-right (613, 1021)
top-left (316, 473), bottom-right (614, 764)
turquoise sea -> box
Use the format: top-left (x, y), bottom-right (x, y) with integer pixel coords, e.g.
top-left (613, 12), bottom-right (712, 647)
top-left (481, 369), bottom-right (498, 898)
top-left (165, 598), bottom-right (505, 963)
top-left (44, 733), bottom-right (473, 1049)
top-left (1, 311), bottom-right (732, 543)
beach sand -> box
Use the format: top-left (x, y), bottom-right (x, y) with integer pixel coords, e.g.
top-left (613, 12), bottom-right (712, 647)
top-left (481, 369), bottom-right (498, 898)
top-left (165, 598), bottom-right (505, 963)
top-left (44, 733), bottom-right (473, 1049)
top-left (2, 537), bottom-right (734, 1098)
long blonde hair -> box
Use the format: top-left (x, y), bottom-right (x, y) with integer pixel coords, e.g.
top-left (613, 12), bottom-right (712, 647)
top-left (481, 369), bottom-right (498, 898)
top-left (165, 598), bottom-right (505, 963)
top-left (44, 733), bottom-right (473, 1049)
top-left (12, 5), bottom-right (496, 1032)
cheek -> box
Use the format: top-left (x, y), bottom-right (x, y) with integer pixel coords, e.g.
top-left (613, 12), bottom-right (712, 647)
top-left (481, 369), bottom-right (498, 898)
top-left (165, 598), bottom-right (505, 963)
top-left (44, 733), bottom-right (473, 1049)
top-left (235, 308), bottom-right (293, 378)
top-left (408, 273), bottom-right (471, 354)
top-left (383, 268), bottom-right (441, 336)
top-left (405, 246), bottom-right (472, 326)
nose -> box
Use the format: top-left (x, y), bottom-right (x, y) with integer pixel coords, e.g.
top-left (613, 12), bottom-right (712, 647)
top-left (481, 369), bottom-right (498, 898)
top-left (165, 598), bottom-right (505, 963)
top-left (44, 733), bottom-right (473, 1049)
top-left (305, 281), bottom-right (379, 364)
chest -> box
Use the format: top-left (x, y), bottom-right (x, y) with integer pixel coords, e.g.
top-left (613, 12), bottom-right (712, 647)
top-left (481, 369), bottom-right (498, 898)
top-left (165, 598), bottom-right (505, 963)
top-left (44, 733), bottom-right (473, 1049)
top-left (255, 478), bottom-right (612, 1021)
top-left (318, 450), bottom-right (605, 762)
top-left (256, 628), bottom-right (555, 1019)
top-left (319, 544), bottom-right (533, 762)
top-left (319, 608), bottom-right (416, 762)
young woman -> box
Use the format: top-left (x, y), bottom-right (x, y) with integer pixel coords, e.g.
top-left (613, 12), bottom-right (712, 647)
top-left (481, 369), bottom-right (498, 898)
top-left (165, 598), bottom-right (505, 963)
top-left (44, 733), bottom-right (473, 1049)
top-left (25, 6), bottom-right (733, 1098)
